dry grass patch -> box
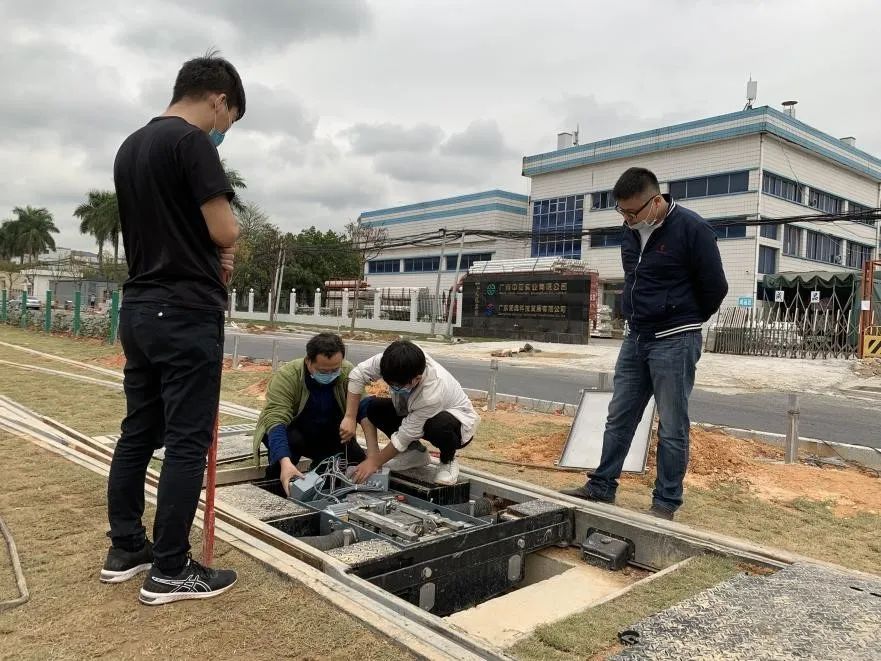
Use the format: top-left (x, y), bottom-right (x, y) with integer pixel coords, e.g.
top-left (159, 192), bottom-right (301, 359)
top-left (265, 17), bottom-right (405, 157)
top-left (0, 431), bottom-right (409, 661)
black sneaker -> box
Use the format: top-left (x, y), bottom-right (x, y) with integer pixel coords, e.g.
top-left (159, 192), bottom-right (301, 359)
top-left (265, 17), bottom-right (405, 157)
top-left (100, 540), bottom-right (154, 584)
top-left (139, 556), bottom-right (237, 606)
top-left (560, 485), bottom-right (616, 504)
top-left (648, 504), bottom-right (675, 521)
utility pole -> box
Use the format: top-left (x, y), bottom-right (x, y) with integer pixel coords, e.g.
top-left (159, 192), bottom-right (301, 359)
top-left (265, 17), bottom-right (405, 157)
top-left (445, 231), bottom-right (466, 337)
top-left (274, 245), bottom-right (286, 318)
top-left (430, 228), bottom-right (447, 335)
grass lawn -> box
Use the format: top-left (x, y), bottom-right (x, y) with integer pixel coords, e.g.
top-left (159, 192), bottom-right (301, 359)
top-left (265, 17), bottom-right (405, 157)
top-left (3, 326), bottom-right (880, 660)
top-left (0, 431), bottom-right (409, 660)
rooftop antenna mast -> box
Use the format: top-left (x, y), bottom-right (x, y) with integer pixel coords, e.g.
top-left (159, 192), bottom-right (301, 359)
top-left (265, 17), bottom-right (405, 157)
top-left (744, 76), bottom-right (758, 110)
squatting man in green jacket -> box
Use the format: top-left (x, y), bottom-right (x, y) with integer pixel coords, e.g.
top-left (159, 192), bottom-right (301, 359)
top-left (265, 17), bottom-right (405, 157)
top-left (253, 333), bottom-right (365, 494)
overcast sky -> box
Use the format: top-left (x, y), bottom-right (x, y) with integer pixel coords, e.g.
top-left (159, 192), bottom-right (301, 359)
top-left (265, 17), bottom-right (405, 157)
top-left (2, 0), bottom-right (879, 253)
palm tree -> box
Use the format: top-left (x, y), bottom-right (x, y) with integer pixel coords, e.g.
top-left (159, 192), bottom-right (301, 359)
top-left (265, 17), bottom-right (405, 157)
top-left (221, 159), bottom-right (247, 213)
top-left (0, 221), bottom-right (19, 261)
top-left (75, 190), bottom-right (120, 265)
top-left (8, 206), bottom-right (58, 262)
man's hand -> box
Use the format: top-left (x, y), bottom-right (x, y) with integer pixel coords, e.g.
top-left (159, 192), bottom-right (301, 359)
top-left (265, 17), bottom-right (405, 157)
top-left (279, 458), bottom-right (304, 496)
top-left (351, 457), bottom-right (381, 484)
top-left (219, 245), bottom-right (236, 275)
top-left (339, 415), bottom-right (357, 442)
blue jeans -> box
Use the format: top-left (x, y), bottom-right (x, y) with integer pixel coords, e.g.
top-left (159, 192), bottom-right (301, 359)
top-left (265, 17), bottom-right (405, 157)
top-left (587, 331), bottom-right (702, 512)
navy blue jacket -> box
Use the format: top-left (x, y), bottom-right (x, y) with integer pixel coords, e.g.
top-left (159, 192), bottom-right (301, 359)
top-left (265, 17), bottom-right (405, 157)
top-left (621, 196), bottom-right (728, 338)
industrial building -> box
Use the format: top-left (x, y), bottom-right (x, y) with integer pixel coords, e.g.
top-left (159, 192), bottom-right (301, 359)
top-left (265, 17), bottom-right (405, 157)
top-left (357, 190), bottom-right (529, 290)
top-left (360, 102), bottom-right (879, 323)
top-left (523, 104), bottom-right (880, 317)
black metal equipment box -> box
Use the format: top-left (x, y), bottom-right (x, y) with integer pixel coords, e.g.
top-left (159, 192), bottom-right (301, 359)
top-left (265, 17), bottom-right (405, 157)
top-left (581, 529), bottom-right (634, 571)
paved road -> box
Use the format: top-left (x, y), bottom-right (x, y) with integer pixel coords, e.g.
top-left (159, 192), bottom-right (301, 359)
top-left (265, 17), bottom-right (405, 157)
top-left (224, 332), bottom-right (881, 449)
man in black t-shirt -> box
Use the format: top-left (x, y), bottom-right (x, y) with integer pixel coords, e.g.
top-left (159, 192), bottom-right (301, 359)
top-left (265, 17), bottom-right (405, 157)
top-left (102, 53), bottom-right (245, 605)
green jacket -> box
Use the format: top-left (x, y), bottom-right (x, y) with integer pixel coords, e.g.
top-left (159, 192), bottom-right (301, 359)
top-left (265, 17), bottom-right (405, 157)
top-left (252, 358), bottom-right (354, 464)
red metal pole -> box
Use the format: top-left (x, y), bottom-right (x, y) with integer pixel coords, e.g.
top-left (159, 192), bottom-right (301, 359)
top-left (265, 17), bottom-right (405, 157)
top-left (859, 261), bottom-right (872, 358)
top-left (202, 270), bottom-right (229, 565)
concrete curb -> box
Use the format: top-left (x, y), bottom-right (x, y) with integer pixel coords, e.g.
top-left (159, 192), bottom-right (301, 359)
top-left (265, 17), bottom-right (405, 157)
top-left (465, 387), bottom-right (881, 472)
top-left (463, 387), bottom-right (578, 416)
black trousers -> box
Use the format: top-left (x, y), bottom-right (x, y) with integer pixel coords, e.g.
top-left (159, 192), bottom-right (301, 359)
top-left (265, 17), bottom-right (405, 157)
top-left (263, 424), bottom-right (366, 480)
top-left (363, 396), bottom-right (466, 463)
top-left (107, 304), bottom-right (223, 572)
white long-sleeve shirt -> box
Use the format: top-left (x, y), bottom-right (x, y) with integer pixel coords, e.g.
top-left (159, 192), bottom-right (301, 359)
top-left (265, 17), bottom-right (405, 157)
top-left (348, 353), bottom-right (479, 453)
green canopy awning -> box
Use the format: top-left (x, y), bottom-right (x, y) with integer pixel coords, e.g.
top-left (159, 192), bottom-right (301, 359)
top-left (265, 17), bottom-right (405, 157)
top-left (762, 271), bottom-right (858, 289)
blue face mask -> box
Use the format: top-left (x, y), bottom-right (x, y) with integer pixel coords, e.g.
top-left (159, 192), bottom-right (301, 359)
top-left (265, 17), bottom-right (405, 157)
top-left (208, 99), bottom-right (230, 148)
top-left (311, 369), bottom-right (340, 385)
top-left (390, 384), bottom-right (412, 396)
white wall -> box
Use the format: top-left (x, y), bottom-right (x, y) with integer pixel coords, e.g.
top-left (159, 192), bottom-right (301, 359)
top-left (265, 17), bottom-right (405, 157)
top-left (762, 135), bottom-right (879, 206)
top-left (529, 135), bottom-right (762, 201)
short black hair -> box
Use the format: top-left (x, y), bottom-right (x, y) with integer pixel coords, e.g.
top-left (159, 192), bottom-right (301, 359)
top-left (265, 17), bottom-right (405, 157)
top-left (613, 167), bottom-right (660, 201)
top-left (171, 50), bottom-right (246, 120)
top-left (306, 333), bottom-right (345, 362)
top-left (379, 340), bottom-right (426, 386)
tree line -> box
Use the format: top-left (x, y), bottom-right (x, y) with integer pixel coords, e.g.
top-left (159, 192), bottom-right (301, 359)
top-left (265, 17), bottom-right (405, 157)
top-left (1, 161), bottom-right (386, 305)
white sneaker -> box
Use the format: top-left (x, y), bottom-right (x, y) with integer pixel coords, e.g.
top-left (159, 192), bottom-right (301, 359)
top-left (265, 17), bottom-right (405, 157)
top-left (385, 444), bottom-right (430, 471)
top-left (434, 460), bottom-right (460, 485)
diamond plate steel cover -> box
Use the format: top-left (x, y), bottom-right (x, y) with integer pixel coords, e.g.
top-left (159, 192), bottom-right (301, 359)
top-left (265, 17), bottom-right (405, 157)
top-left (613, 563), bottom-right (881, 660)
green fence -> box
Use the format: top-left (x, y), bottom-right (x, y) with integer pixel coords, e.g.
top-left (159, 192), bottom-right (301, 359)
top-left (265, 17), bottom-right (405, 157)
top-left (1, 288), bottom-right (119, 343)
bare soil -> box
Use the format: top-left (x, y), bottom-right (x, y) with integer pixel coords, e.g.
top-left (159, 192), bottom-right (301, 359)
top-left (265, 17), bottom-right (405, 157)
top-left (0, 431), bottom-right (409, 661)
top-left (471, 409), bottom-right (881, 518)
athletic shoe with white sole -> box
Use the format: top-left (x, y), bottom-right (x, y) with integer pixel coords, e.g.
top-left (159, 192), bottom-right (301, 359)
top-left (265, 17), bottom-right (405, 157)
top-left (139, 556), bottom-right (237, 606)
top-left (385, 443), bottom-right (430, 471)
top-left (100, 540), bottom-right (154, 584)
top-left (434, 460), bottom-right (460, 485)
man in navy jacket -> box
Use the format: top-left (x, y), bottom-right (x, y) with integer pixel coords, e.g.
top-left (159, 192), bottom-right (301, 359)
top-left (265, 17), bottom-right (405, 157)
top-left (563, 167), bottom-right (728, 519)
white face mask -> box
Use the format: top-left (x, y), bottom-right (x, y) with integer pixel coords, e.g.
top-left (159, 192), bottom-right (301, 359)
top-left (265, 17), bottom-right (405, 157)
top-left (628, 199), bottom-right (662, 231)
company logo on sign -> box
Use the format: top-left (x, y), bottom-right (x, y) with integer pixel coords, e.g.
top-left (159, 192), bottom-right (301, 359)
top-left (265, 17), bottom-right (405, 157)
top-left (485, 283), bottom-right (497, 296)
top-left (484, 303), bottom-right (495, 316)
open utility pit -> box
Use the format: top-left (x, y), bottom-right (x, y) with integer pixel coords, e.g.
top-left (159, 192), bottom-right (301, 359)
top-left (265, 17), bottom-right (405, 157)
top-left (217, 460), bottom-right (678, 626)
top-left (447, 546), bottom-right (650, 646)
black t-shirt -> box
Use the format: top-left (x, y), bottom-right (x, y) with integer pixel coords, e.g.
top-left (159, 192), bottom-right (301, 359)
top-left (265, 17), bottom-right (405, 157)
top-left (114, 116), bottom-right (233, 310)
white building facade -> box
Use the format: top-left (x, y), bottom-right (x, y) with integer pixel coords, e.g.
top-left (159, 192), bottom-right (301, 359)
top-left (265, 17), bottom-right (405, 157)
top-left (358, 190), bottom-right (529, 290)
top-left (522, 106), bottom-right (880, 317)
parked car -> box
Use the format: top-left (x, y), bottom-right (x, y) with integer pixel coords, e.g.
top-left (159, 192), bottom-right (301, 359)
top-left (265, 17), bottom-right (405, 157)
top-left (26, 297), bottom-right (41, 310)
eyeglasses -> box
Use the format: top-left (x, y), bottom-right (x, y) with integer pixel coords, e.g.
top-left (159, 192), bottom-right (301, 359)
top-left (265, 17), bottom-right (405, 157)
top-left (615, 195), bottom-right (658, 220)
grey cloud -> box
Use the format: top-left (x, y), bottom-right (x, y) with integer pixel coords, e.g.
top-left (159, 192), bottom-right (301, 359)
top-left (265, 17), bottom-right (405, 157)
top-left (373, 153), bottom-right (487, 187)
top-left (553, 94), bottom-right (695, 146)
top-left (115, 0), bottom-right (372, 56)
top-left (440, 119), bottom-right (517, 160)
top-left (242, 84), bottom-right (317, 142)
top-left (343, 123), bottom-right (444, 155)
top-left (210, 0), bottom-right (373, 47)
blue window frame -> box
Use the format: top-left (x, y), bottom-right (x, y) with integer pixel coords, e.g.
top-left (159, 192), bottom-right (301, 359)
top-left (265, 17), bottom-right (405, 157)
top-left (403, 256), bottom-right (440, 272)
top-left (368, 259), bottom-right (400, 274)
top-left (446, 252), bottom-right (492, 271)
top-left (709, 218), bottom-right (748, 239)
top-left (846, 242), bottom-right (873, 269)
top-left (760, 224), bottom-right (778, 239)
top-left (805, 230), bottom-right (841, 264)
top-left (849, 201), bottom-right (876, 226)
top-left (590, 190), bottom-right (616, 210)
top-left (758, 246), bottom-right (778, 274)
top-left (589, 229), bottom-right (623, 248)
top-left (530, 194), bottom-right (583, 258)
top-left (669, 171), bottom-right (749, 200)
top-left (783, 225), bottom-right (801, 256)
top-left (762, 172), bottom-right (800, 203)
top-left (808, 188), bottom-right (843, 214)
